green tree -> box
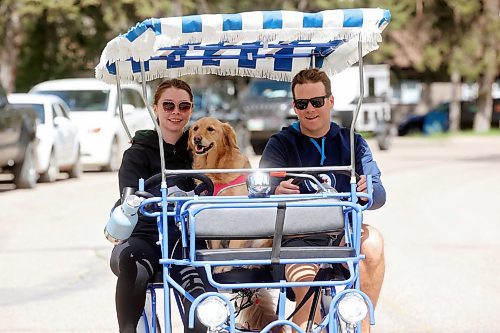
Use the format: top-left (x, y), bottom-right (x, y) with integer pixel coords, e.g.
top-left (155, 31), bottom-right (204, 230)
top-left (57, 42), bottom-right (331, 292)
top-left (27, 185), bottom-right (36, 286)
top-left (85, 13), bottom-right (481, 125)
top-left (1, 0), bottom-right (187, 92)
top-left (0, 0), bottom-right (24, 93)
top-left (374, 0), bottom-right (499, 132)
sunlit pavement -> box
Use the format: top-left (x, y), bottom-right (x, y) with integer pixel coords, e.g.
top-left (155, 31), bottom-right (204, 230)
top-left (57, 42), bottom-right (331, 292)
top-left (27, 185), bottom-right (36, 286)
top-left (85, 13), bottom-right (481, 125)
top-left (0, 135), bottom-right (499, 332)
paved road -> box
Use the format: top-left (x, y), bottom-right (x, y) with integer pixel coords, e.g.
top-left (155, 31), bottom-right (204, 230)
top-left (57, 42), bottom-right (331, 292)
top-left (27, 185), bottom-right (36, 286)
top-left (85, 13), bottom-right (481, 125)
top-left (0, 135), bottom-right (499, 332)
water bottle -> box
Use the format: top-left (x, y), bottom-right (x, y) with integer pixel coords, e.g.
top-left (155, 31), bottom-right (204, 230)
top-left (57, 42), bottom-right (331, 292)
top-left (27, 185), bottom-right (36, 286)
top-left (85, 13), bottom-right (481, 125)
top-left (104, 193), bottom-right (142, 245)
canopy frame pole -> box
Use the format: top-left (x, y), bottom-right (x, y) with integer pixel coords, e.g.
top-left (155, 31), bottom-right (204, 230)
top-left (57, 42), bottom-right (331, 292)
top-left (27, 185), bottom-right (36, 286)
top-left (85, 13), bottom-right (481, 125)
top-left (115, 62), bottom-right (133, 141)
top-left (350, 36), bottom-right (364, 182)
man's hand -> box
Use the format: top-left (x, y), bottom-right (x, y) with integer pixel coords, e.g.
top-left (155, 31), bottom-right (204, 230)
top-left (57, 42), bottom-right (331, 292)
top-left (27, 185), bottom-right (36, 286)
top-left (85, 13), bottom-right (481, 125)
top-left (357, 175), bottom-right (368, 202)
top-left (275, 178), bottom-right (300, 195)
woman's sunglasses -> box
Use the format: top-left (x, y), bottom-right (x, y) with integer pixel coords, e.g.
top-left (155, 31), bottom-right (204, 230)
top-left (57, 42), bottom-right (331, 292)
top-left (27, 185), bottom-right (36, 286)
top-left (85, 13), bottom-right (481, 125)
top-left (294, 95), bottom-right (329, 110)
top-left (162, 101), bottom-right (192, 113)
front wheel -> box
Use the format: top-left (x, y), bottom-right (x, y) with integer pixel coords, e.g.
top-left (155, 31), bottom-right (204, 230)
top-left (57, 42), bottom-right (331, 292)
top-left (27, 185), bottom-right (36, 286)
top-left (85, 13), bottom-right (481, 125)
top-left (67, 147), bottom-right (83, 178)
top-left (13, 142), bottom-right (38, 189)
top-left (376, 123), bottom-right (392, 151)
top-left (102, 137), bottom-right (121, 172)
top-left (137, 290), bottom-right (162, 333)
top-left (39, 150), bottom-right (59, 183)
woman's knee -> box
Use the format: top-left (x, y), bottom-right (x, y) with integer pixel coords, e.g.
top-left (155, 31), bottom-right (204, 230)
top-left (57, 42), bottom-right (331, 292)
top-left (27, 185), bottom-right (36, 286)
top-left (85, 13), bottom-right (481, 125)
top-left (361, 224), bottom-right (384, 261)
top-left (112, 239), bottom-right (159, 278)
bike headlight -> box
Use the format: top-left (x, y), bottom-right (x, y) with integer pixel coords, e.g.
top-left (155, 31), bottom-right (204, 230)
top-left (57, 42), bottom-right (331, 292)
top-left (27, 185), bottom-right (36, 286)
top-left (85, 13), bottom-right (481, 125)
top-left (246, 172), bottom-right (271, 198)
top-left (338, 292), bottom-right (368, 325)
top-left (196, 296), bottom-right (229, 329)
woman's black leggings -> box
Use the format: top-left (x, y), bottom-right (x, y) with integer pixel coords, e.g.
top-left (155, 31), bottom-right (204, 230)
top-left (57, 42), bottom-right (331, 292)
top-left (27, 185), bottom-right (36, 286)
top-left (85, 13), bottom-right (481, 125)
top-left (110, 237), bottom-right (215, 333)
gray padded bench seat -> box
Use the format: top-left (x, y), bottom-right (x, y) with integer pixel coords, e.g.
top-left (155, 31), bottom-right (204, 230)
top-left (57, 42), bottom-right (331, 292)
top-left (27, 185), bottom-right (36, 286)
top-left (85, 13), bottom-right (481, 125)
top-left (196, 246), bottom-right (355, 261)
top-left (188, 197), bottom-right (346, 239)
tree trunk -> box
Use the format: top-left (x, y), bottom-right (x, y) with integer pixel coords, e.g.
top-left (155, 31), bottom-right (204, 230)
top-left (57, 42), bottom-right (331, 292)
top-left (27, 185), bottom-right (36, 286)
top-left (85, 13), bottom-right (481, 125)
top-left (198, 0), bottom-right (210, 14)
top-left (449, 70), bottom-right (461, 132)
top-left (473, 0), bottom-right (499, 132)
top-left (474, 73), bottom-right (494, 132)
top-left (0, 2), bottom-right (22, 93)
top-left (170, 0), bottom-right (183, 16)
top-left (416, 81), bottom-right (432, 115)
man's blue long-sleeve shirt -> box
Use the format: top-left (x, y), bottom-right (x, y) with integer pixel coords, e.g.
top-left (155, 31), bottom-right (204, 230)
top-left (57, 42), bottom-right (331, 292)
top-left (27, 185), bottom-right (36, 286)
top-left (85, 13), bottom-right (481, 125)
top-left (259, 122), bottom-right (386, 210)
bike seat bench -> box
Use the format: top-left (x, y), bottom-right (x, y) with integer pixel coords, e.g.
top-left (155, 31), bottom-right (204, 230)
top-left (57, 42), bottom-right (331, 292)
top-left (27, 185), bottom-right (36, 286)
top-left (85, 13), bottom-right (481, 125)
top-left (188, 197), bottom-right (347, 239)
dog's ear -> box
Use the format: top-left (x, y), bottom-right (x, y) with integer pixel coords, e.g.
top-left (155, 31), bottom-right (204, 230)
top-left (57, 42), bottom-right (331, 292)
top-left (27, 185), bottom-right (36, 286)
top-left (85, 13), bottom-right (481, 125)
top-left (222, 122), bottom-right (238, 149)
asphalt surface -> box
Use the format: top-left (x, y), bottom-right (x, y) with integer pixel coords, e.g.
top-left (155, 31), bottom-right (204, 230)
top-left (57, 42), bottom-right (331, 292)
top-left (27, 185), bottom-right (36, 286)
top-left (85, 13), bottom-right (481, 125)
top-left (0, 135), bottom-right (499, 332)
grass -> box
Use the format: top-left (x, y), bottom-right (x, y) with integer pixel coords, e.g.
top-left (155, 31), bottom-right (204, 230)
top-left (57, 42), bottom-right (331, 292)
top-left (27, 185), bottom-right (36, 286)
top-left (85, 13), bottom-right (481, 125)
top-left (359, 128), bottom-right (500, 140)
top-left (420, 128), bottom-right (500, 139)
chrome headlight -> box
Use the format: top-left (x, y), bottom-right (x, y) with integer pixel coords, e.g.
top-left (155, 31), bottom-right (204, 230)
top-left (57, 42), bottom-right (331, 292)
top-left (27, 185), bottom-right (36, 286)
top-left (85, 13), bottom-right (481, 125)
top-left (338, 292), bottom-right (368, 325)
top-left (196, 296), bottom-right (229, 330)
top-left (246, 172), bottom-right (271, 198)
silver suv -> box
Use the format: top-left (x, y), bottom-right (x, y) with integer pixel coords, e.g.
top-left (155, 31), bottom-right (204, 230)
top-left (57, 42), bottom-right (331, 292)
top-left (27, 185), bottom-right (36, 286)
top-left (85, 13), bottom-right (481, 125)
top-left (240, 79), bottom-right (296, 155)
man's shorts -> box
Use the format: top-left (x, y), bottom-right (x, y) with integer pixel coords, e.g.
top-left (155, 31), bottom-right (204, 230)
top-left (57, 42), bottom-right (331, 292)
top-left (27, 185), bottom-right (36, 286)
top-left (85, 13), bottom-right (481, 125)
top-left (270, 231), bottom-right (349, 301)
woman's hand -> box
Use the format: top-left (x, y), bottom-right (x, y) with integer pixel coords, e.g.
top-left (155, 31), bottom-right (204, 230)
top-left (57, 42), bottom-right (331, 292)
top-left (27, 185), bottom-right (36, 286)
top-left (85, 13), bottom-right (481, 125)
top-left (275, 178), bottom-right (300, 195)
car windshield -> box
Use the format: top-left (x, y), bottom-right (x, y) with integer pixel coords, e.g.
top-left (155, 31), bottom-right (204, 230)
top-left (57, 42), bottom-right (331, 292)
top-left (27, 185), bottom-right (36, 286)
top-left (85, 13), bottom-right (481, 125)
top-left (193, 91), bottom-right (203, 111)
top-left (36, 90), bottom-right (110, 111)
top-left (13, 103), bottom-right (45, 123)
top-left (247, 80), bottom-right (292, 99)
top-left (192, 89), bottom-right (226, 114)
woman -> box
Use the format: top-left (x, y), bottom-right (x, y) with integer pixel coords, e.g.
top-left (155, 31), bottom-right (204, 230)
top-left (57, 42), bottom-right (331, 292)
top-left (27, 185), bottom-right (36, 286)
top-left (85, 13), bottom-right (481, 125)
top-left (110, 78), bottom-right (213, 333)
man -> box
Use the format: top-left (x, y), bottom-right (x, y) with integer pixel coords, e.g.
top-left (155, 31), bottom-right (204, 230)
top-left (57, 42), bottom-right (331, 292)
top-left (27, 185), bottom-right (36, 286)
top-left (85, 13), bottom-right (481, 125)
top-left (260, 68), bottom-right (386, 332)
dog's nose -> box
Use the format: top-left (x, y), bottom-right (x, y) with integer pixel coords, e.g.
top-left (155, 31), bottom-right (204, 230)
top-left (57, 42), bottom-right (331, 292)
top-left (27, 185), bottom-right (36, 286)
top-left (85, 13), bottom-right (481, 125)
top-left (194, 136), bottom-right (202, 144)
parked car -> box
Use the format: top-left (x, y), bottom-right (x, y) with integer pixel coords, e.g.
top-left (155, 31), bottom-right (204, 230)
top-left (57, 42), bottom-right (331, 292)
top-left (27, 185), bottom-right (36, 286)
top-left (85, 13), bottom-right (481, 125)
top-left (398, 99), bottom-right (500, 136)
top-left (240, 78), bottom-right (295, 155)
top-left (30, 78), bottom-right (153, 171)
top-left (8, 93), bottom-right (81, 182)
top-left (192, 81), bottom-right (248, 150)
top-left (0, 85), bottom-right (38, 188)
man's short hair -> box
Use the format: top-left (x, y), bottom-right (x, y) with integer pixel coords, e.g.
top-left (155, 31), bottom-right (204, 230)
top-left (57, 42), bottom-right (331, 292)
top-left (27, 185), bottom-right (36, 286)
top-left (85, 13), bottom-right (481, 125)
top-left (291, 68), bottom-right (332, 99)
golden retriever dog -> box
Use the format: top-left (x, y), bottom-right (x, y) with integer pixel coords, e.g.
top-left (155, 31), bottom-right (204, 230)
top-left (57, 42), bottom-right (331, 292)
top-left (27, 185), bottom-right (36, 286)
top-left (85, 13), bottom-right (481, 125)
top-left (189, 117), bottom-right (281, 332)
top-left (189, 116), bottom-right (250, 197)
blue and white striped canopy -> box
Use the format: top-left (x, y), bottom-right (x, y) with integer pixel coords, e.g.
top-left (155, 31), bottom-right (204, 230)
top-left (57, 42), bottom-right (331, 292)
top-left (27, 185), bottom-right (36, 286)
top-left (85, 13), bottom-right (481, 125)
top-left (95, 8), bottom-right (390, 84)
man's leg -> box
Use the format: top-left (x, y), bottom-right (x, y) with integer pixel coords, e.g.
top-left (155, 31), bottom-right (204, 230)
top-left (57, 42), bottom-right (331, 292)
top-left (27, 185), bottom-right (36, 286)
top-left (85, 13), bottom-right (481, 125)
top-left (359, 223), bottom-right (385, 332)
top-left (285, 264), bottom-right (323, 332)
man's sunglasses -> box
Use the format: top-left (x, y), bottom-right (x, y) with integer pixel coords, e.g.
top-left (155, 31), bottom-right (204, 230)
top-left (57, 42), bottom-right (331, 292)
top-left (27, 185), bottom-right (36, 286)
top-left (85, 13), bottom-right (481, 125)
top-left (162, 101), bottom-right (192, 113)
top-left (294, 95), bottom-right (329, 110)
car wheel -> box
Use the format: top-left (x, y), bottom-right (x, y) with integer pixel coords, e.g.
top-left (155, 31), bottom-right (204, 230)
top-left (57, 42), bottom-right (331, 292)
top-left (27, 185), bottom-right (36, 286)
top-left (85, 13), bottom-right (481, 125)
top-left (102, 137), bottom-right (120, 172)
top-left (251, 140), bottom-right (267, 155)
top-left (235, 124), bottom-right (250, 152)
top-left (67, 149), bottom-right (83, 178)
top-left (39, 150), bottom-right (59, 183)
top-left (405, 126), bottom-right (421, 136)
top-left (13, 142), bottom-right (38, 189)
top-left (376, 125), bottom-right (392, 151)
top-left (253, 144), bottom-right (265, 155)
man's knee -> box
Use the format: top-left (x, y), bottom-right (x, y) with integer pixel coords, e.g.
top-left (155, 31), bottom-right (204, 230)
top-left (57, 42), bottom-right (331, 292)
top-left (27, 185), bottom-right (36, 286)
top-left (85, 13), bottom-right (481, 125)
top-left (361, 224), bottom-right (384, 262)
top-left (285, 264), bottom-right (319, 282)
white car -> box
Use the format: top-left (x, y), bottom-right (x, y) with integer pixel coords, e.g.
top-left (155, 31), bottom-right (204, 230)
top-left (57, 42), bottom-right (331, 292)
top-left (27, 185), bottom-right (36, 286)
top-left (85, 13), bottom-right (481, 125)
top-left (30, 78), bottom-right (153, 171)
top-left (8, 93), bottom-right (82, 182)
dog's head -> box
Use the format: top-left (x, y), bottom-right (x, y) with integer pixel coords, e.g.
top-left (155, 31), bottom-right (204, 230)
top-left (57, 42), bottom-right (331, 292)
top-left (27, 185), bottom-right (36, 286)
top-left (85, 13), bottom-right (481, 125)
top-left (188, 117), bottom-right (238, 156)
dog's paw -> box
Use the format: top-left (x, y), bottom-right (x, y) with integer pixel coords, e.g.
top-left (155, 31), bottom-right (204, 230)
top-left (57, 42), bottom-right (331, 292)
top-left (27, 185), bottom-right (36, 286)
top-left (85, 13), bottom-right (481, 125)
top-left (213, 266), bottom-right (233, 274)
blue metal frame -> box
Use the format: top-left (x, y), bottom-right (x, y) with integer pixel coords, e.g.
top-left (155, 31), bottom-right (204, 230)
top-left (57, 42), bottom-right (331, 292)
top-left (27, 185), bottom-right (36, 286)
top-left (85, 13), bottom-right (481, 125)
top-left (138, 174), bottom-right (374, 333)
